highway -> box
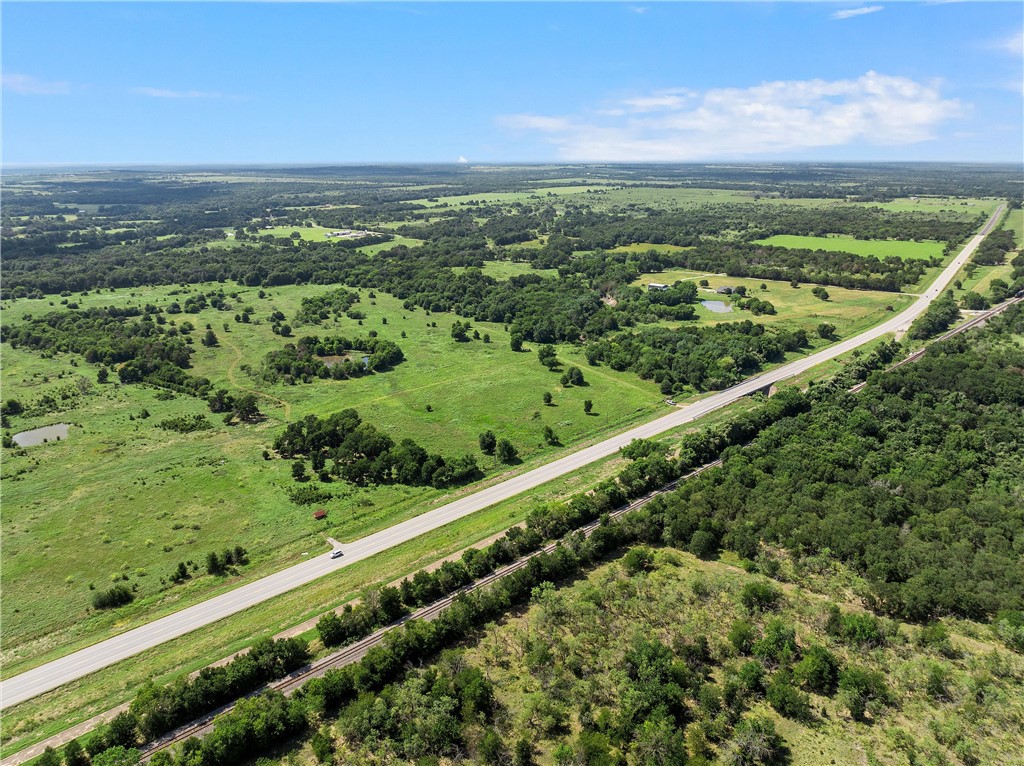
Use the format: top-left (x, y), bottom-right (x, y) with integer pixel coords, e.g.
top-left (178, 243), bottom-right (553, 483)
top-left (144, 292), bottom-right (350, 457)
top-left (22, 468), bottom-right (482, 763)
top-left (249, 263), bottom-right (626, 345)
top-left (0, 203), bottom-right (1004, 710)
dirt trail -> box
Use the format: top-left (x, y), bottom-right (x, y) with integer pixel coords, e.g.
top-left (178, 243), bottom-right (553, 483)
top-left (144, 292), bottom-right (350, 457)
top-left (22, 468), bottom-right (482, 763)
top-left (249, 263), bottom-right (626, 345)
top-left (223, 336), bottom-right (291, 419)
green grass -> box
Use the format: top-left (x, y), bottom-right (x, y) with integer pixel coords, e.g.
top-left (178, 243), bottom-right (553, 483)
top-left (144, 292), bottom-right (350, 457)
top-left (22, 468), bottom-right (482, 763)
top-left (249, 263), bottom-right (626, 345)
top-left (0, 282), bottom-right (668, 670)
top-left (451, 261), bottom-right (558, 280)
top-left (1003, 207), bottom-right (1024, 248)
top-left (632, 272), bottom-right (914, 339)
top-left (357, 235), bottom-right (424, 254)
top-left (406, 186), bottom-right (610, 208)
top-left (0, 400), bottom-right (760, 758)
top-left (754, 234), bottom-right (944, 261)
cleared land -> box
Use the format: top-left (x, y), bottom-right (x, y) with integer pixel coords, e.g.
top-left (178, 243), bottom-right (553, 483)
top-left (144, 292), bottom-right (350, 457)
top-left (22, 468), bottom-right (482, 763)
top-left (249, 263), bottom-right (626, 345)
top-left (754, 234), bottom-right (944, 261)
top-left (632, 271), bottom-right (914, 337)
top-left (0, 282), bottom-right (665, 675)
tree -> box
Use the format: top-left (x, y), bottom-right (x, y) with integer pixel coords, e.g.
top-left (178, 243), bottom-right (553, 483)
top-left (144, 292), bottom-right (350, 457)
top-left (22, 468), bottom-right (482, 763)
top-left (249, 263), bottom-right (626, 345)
top-left (794, 644), bottom-right (840, 694)
top-left (496, 439), bottom-right (518, 464)
top-left (811, 286), bottom-right (830, 301)
top-left (233, 392), bottom-right (261, 422)
top-left (291, 460), bottom-right (307, 481)
top-left (723, 716), bottom-right (785, 766)
top-left (510, 333), bottom-right (524, 352)
top-left (91, 746), bottom-right (141, 766)
top-left (543, 391), bottom-right (553, 405)
top-left (537, 344), bottom-right (559, 369)
top-left (106, 711), bottom-right (140, 749)
top-left (451, 321), bottom-right (470, 342)
top-left (542, 425), bottom-right (559, 446)
top-left (560, 366), bottom-right (585, 386)
top-left (202, 329), bottom-right (219, 347)
top-left (37, 747), bottom-right (61, 766)
top-left (583, 399), bottom-right (593, 415)
top-left (766, 670), bottom-right (812, 720)
top-left (961, 291), bottom-right (990, 310)
top-left (838, 666), bottom-right (890, 721)
top-left (479, 430), bottom-right (497, 454)
top-left (64, 740), bottom-right (89, 766)
top-left (310, 728), bottom-right (335, 763)
top-left (97, 366), bottom-right (110, 383)
top-left (513, 738), bottom-right (534, 766)
top-left (816, 322), bottom-right (836, 339)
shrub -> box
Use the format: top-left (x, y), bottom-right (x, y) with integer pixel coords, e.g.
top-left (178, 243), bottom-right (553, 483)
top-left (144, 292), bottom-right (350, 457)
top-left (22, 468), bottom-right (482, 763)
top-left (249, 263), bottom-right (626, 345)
top-left (92, 585), bottom-right (134, 610)
top-left (740, 581), bottom-right (782, 613)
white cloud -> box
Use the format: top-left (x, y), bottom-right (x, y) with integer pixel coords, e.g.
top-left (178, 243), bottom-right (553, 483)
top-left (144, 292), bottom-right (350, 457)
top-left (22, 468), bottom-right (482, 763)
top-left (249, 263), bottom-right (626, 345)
top-left (992, 28), bottom-right (1023, 57)
top-left (629, 6), bottom-right (649, 14)
top-left (2, 73), bottom-right (71, 95)
top-left (622, 91), bottom-right (695, 112)
top-left (831, 6), bottom-right (884, 21)
top-left (457, 155), bottom-right (470, 164)
top-left (131, 86), bottom-right (225, 99)
top-left (497, 72), bottom-right (965, 162)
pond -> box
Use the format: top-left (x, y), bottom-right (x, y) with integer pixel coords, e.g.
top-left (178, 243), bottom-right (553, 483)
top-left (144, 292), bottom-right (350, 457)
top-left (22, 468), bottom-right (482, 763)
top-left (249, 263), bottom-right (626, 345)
top-left (13, 423), bottom-right (70, 447)
top-left (320, 354), bottom-right (370, 369)
top-left (701, 300), bottom-right (733, 314)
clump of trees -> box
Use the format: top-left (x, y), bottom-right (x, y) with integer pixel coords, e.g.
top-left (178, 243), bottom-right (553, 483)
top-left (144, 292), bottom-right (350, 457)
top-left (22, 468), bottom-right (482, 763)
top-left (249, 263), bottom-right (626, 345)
top-left (274, 409), bottom-right (479, 489)
top-left (260, 334), bottom-right (404, 383)
top-left (91, 585), bottom-right (134, 610)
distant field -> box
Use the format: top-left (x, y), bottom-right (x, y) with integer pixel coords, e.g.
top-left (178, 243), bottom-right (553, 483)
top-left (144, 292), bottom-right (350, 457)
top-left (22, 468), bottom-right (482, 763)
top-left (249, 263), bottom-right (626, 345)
top-left (755, 234), bottom-right (944, 261)
top-left (408, 186), bottom-right (610, 208)
top-left (1004, 207), bottom-right (1024, 248)
top-left (358, 235), bottom-right (423, 254)
top-left (451, 260), bottom-right (558, 280)
top-left (632, 271), bottom-right (913, 337)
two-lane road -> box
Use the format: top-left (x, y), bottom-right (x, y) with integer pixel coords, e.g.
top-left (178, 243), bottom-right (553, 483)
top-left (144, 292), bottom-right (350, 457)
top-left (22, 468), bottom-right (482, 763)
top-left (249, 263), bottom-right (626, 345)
top-left (0, 204), bottom-right (1004, 709)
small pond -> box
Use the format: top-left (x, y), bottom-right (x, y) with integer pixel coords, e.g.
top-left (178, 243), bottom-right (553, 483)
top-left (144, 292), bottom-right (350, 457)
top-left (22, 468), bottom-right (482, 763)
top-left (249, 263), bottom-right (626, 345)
top-left (13, 423), bottom-right (70, 447)
top-left (701, 300), bottom-right (733, 314)
top-left (320, 354), bottom-right (370, 369)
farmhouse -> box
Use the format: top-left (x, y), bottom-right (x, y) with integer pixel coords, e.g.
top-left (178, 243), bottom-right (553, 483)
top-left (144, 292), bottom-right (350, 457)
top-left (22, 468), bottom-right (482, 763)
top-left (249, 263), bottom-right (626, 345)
top-left (313, 509), bottom-right (327, 520)
top-left (647, 283), bottom-right (669, 292)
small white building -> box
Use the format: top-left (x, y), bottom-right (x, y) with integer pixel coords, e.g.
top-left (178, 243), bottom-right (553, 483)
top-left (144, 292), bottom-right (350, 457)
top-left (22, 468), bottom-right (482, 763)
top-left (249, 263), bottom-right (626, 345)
top-left (647, 283), bottom-right (669, 292)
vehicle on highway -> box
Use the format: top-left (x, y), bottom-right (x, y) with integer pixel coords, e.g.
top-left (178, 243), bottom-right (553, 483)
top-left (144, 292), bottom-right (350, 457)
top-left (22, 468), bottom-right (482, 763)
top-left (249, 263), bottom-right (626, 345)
top-left (330, 550), bottom-right (343, 559)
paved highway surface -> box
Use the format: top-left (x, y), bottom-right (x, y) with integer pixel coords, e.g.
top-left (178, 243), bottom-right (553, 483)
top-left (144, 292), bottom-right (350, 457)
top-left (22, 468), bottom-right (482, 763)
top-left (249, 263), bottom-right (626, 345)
top-left (0, 204), bottom-right (1004, 710)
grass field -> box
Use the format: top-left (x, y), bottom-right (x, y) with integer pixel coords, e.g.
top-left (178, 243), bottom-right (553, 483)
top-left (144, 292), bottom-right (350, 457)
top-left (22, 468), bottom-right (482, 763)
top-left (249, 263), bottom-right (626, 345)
top-left (1003, 207), bottom-right (1024, 248)
top-left (407, 185), bottom-right (610, 209)
top-left (0, 282), bottom-right (671, 671)
top-left (450, 261), bottom-right (558, 280)
top-left (0, 398), bottom-right (765, 758)
top-left (632, 271), bottom-right (913, 339)
top-left (754, 234), bottom-right (944, 261)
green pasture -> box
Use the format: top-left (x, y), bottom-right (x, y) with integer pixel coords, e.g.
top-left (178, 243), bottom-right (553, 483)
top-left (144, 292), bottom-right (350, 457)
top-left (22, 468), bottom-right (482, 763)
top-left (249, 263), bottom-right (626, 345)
top-left (0, 394), bottom-right (760, 758)
top-left (632, 271), bottom-right (913, 339)
top-left (1003, 207), bottom-right (1024, 247)
top-left (407, 185), bottom-right (609, 208)
top-left (0, 281), bottom-right (667, 669)
top-left (754, 234), bottom-right (944, 261)
top-left (451, 261), bottom-right (558, 280)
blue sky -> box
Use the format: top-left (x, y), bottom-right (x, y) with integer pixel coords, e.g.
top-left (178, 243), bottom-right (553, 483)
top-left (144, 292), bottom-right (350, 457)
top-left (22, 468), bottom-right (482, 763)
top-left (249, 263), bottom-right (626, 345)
top-left (2, 2), bottom-right (1021, 165)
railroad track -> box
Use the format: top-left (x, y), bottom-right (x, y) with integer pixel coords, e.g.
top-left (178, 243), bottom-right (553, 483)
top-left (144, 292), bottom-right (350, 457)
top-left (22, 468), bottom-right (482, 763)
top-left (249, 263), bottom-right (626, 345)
top-left (848, 295), bottom-right (1022, 394)
top-left (140, 457), bottom-right (724, 760)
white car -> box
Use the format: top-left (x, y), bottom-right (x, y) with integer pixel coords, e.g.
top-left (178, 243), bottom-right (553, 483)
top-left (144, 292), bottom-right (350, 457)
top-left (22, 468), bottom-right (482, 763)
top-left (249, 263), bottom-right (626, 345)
top-left (330, 549), bottom-right (344, 559)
